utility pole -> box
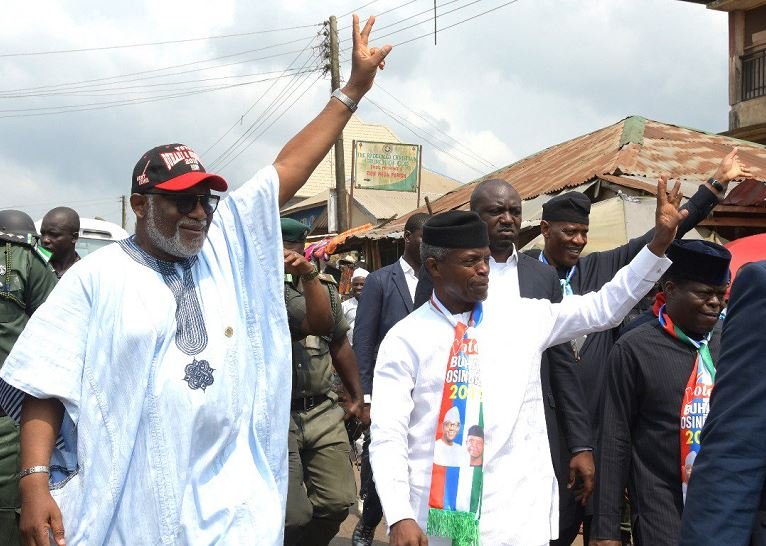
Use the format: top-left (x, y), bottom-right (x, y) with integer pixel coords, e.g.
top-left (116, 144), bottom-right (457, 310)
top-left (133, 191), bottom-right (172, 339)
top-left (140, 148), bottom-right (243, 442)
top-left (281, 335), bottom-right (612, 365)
top-left (328, 15), bottom-right (348, 234)
top-left (121, 195), bottom-right (127, 230)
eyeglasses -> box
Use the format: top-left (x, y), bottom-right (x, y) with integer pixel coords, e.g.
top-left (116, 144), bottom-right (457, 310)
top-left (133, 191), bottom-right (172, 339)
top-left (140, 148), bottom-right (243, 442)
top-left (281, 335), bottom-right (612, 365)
top-left (142, 192), bottom-right (220, 215)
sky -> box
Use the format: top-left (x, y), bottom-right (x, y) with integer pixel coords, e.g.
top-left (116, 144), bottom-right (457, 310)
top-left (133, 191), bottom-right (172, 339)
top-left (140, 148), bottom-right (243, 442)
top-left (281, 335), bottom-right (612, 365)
top-left (1, 0), bottom-right (728, 229)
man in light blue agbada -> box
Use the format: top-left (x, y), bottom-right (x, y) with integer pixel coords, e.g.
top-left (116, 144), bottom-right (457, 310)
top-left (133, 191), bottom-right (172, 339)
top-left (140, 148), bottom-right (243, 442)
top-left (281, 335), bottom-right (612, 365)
top-left (0, 15), bottom-right (391, 546)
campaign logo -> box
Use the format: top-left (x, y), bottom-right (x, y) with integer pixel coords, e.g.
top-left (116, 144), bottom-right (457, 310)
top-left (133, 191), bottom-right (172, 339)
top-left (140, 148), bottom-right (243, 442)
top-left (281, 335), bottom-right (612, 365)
top-left (160, 145), bottom-right (202, 172)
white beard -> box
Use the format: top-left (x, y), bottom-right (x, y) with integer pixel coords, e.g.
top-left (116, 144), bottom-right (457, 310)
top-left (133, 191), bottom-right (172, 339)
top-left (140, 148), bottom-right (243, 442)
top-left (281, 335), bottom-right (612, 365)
top-left (144, 197), bottom-right (208, 259)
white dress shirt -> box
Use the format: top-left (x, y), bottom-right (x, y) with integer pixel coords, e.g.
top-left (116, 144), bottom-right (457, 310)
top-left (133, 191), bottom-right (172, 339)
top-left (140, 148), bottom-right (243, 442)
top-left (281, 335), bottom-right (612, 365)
top-left (370, 247), bottom-right (670, 546)
top-left (488, 246), bottom-right (520, 300)
top-left (342, 297), bottom-right (359, 345)
top-left (399, 256), bottom-right (419, 301)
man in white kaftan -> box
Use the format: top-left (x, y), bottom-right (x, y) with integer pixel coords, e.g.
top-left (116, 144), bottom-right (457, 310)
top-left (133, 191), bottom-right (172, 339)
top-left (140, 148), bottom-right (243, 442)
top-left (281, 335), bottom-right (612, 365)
top-left (0, 15), bottom-right (392, 546)
top-left (370, 181), bottom-right (686, 546)
top-left (0, 167), bottom-right (288, 544)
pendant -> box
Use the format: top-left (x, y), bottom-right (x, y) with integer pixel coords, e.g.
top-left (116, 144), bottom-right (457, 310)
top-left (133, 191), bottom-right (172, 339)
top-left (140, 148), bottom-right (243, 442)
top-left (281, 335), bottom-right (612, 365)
top-left (183, 358), bottom-right (215, 391)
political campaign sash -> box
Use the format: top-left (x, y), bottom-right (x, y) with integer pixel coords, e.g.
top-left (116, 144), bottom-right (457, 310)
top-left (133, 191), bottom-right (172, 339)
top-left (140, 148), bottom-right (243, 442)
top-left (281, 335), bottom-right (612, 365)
top-left (658, 305), bottom-right (715, 502)
top-left (427, 297), bottom-right (484, 546)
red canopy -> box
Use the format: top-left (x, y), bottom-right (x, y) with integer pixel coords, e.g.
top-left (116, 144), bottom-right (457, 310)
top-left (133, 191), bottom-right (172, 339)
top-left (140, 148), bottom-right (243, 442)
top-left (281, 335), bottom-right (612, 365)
top-left (725, 233), bottom-right (766, 286)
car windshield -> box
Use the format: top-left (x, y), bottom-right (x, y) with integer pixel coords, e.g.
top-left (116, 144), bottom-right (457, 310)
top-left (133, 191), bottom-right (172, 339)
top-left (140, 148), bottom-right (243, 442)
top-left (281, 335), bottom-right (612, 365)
top-left (75, 237), bottom-right (115, 258)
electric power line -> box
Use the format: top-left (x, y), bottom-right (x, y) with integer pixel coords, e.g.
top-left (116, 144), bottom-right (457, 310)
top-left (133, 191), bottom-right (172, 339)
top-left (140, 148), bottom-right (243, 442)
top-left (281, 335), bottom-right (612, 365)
top-left (339, 0), bottom-right (468, 46)
top-left (340, 0), bottom-right (382, 19)
top-left (0, 34), bottom-right (320, 96)
top-left (0, 68), bottom-right (322, 118)
top-left (1, 65), bottom-right (318, 99)
top-left (366, 96), bottom-right (487, 175)
top-left (207, 46), bottom-right (323, 168)
top-left (209, 64), bottom-right (322, 170)
top-left (202, 34), bottom-right (322, 157)
top-left (0, 24), bottom-right (324, 58)
top-left (393, 0), bottom-right (519, 47)
top-left (373, 83), bottom-right (498, 170)
top-left (218, 71), bottom-right (324, 173)
top-left (338, 0), bottom-right (420, 30)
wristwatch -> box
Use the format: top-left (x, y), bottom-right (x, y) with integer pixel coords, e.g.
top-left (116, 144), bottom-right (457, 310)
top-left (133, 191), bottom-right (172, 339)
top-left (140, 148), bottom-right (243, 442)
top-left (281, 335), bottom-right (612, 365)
top-left (708, 177), bottom-right (725, 192)
top-left (331, 88), bottom-right (358, 112)
top-left (301, 265), bottom-right (320, 283)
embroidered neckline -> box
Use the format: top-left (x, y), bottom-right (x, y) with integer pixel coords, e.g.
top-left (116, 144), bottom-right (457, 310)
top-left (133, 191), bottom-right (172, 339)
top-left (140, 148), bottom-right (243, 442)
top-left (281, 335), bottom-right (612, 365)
top-left (119, 236), bottom-right (208, 356)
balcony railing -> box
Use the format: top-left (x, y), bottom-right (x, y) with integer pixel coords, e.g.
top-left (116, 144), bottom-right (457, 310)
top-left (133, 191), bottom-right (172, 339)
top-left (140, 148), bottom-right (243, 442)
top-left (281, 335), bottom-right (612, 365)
top-left (743, 49), bottom-right (766, 101)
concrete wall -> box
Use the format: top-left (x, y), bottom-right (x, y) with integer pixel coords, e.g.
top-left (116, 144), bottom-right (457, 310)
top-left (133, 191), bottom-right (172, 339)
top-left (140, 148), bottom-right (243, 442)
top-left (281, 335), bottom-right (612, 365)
top-left (731, 93), bottom-right (766, 129)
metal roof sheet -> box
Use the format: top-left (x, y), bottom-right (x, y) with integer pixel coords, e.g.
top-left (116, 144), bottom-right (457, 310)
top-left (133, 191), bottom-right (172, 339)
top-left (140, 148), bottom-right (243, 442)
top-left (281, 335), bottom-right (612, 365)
top-left (354, 115), bottom-right (766, 240)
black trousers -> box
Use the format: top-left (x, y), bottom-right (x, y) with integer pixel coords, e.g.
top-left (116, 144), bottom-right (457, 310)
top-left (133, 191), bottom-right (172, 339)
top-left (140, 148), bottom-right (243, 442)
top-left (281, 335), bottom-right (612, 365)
top-left (359, 433), bottom-right (383, 528)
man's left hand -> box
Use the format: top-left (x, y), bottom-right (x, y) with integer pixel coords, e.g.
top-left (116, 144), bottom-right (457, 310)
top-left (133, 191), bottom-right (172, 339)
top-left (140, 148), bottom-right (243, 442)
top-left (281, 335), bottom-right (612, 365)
top-left (712, 147), bottom-right (752, 185)
top-left (343, 15), bottom-right (393, 101)
top-left (647, 174), bottom-right (688, 256)
top-left (343, 397), bottom-right (363, 422)
top-left (343, 398), bottom-right (364, 441)
top-left (568, 450), bottom-right (595, 506)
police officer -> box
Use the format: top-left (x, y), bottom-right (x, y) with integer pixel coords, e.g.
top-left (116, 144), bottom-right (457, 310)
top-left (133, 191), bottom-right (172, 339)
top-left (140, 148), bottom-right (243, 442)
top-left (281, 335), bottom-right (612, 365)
top-left (281, 218), bottom-right (364, 546)
top-left (0, 210), bottom-right (58, 544)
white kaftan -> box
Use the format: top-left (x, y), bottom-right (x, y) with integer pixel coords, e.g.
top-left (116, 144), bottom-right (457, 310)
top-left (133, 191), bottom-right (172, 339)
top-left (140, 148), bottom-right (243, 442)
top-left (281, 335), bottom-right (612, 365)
top-left (370, 247), bottom-right (670, 546)
top-left (0, 166), bottom-right (291, 545)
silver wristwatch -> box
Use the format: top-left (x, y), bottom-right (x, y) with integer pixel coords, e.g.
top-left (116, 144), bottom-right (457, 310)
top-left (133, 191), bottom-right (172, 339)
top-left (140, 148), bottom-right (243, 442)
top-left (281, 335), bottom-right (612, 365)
top-left (331, 88), bottom-right (358, 112)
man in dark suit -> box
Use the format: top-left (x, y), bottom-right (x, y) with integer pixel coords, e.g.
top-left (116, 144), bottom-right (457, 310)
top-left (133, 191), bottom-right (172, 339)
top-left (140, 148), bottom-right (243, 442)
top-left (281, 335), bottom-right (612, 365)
top-left (351, 212), bottom-right (430, 546)
top-left (414, 179), bottom-right (595, 545)
top-left (678, 260), bottom-right (766, 546)
top-left (529, 149), bottom-right (750, 543)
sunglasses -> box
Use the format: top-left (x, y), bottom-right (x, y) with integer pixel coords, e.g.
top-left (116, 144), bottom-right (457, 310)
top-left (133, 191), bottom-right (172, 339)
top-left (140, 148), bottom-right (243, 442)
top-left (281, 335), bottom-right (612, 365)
top-left (142, 192), bottom-right (220, 215)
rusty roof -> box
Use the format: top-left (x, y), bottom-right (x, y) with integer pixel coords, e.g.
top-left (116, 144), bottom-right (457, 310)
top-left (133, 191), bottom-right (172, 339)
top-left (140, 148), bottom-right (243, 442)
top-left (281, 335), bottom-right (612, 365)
top-left (353, 115), bottom-right (766, 240)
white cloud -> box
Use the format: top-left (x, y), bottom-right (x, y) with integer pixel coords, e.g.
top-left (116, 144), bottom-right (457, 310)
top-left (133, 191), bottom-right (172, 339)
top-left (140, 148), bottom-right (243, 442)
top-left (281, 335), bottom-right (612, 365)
top-left (0, 0), bottom-right (730, 222)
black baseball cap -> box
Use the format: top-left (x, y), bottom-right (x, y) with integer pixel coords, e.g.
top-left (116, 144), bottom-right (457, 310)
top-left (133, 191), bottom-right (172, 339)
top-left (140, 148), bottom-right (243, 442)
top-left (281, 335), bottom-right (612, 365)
top-left (132, 143), bottom-right (228, 194)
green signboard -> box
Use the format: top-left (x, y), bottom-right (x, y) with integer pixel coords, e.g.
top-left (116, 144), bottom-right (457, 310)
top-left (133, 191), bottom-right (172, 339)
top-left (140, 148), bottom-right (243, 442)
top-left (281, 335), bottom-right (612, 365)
top-left (353, 140), bottom-right (421, 192)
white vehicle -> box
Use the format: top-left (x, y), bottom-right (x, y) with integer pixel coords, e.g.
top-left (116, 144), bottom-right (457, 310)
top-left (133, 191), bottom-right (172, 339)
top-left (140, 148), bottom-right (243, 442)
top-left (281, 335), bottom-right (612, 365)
top-left (35, 217), bottom-right (129, 258)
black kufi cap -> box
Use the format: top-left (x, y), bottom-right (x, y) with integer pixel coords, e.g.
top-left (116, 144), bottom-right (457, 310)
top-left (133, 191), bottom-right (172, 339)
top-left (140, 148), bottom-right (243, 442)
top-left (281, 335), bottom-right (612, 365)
top-left (542, 192), bottom-right (591, 225)
top-left (666, 240), bottom-right (732, 286)
top-left (422, 211), bottom-right (489, 248)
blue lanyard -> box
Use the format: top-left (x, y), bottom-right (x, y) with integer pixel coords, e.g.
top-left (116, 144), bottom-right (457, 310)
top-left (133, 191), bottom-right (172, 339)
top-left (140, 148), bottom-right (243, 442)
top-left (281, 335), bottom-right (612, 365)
top-left (538, 252), bottom-right (576, 297)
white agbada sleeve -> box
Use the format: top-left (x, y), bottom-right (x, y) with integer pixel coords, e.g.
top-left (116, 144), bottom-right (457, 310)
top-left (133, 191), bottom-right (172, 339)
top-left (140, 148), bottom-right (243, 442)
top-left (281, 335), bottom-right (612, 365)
top-left (369, 331), bottom-right (418, 527)
top-left (0, 265), bottom-right (91, 425)
top-left (541, 246), bottom-right (671, 349)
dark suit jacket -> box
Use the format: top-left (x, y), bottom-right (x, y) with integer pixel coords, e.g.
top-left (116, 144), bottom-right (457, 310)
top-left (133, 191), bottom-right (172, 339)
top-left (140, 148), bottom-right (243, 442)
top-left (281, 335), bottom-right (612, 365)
top-left (413, 253), bottom-right (593, 477)
top-left (524, 184), bottom-right (721, 433)
top-left (353, 260), bottom-right (413, 395)
top-left (678, 261), bottom-right (766, 546)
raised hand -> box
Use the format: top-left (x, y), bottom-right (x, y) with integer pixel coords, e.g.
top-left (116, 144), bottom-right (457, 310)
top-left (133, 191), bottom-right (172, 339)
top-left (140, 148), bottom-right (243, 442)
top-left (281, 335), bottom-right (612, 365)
top-left (647, 174), bottom-right (689, 257)
top-left (345, 14), bottom-right (393, 99)
top-left (283, 249), bottom-right (315, 277)
top-left (712, 147), bottom-right (753, 185)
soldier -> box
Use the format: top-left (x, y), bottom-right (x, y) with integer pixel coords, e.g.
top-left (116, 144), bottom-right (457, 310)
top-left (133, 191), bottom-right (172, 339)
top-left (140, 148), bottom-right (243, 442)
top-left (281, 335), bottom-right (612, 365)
top-left (0, 210), bottom-right (57, 543)
top-left (281, 218), bottom-right (365, 546)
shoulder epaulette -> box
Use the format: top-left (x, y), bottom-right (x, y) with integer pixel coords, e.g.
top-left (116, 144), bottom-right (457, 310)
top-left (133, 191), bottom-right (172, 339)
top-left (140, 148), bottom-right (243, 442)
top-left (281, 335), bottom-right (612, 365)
top-left (318, 273), bottom-right (338, 285)
top-left (0, 230), bottom-right (35, 248)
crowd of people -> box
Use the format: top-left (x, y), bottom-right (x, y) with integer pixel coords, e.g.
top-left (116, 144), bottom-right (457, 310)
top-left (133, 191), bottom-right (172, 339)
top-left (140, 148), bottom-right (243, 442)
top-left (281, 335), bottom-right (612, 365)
top-left (1, 13), bottom-right (765, 546)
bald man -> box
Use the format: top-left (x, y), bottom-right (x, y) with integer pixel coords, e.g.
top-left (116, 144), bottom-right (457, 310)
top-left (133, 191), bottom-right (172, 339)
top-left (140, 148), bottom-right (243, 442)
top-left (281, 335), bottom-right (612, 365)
top-left (40, 207), bottom-right (80, 278)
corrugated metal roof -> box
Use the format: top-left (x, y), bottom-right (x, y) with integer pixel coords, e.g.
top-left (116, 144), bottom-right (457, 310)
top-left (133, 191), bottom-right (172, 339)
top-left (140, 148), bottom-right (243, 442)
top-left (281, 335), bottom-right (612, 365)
top-left (354, 115), bottom-right (766, 240)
